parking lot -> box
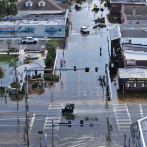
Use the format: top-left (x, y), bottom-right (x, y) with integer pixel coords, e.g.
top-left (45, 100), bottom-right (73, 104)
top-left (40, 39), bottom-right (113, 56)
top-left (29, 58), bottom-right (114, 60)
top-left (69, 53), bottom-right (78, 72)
top-left (0, 38), bottom-right (47, 52)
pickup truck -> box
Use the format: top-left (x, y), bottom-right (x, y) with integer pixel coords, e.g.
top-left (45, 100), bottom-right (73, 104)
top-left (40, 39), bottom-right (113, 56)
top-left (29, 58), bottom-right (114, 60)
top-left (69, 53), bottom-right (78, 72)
top-left (21, 37), bottom-right (38, 44)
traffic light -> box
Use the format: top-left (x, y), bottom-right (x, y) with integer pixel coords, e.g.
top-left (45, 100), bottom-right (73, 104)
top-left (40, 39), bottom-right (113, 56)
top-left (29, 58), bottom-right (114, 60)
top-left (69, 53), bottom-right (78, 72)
top-left (68, 121), bottom-right (71, 127)
top-left (74, 66), bottom-right (76, 71)
top-left (95, 67), bottom-right (98, 72)
top-left (85, 67), bottom-right (89, 72)
top-left (80, 120), bottom-right (83, 127)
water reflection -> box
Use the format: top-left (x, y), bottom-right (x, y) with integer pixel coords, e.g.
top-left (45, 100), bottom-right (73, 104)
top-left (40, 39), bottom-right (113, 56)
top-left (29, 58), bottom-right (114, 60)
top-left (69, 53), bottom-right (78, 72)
top-left (106, 117), bottom-right (113, 146)
top-left (62, 114), bottom-right (75, 120)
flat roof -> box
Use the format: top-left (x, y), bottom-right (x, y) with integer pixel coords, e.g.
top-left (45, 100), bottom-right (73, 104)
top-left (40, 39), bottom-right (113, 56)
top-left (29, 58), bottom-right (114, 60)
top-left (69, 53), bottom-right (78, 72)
top-left (119, 67), bottom-right (147, 78)
top-left (123, 44), bottom-right (147, 52)
top-left (120, 24), bottom-right (147, 38)
top-left (109, 24), bottom-right (121, 40)
top-left (0, 19), bottom-right (65, 25)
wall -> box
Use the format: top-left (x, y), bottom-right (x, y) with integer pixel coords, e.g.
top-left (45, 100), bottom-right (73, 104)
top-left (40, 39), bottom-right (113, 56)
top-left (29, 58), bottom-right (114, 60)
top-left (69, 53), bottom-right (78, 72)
top-left (0, 25), bottom-right (65, 38)
top-left (15, 10), bottom-right (62, 17)
top-left (125, 82), bottom-right (147, 91)
top-left (121, 38), bottom-right (147, 45)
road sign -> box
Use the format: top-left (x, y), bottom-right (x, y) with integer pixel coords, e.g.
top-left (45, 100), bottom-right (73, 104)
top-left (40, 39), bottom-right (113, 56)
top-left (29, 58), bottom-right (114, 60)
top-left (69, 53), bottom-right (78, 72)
top-left (60, 69), bottom-right (67, 71)
top-left (95, 21), bottom-right (97, 24)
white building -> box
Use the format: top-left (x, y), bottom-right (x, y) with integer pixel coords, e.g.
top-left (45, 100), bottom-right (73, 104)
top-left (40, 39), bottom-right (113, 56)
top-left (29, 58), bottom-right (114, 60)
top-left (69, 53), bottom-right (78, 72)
top-left (9, 63), bottom-right (45, 83)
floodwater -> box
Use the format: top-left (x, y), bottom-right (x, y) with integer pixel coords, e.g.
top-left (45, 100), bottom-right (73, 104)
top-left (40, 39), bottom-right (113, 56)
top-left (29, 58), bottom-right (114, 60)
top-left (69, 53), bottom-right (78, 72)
top-left (0, 0), bottom-right (147, 147)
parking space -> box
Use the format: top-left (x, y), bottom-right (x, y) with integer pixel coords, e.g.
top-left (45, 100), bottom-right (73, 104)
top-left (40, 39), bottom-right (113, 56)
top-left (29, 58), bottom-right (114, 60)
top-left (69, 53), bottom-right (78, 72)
top-left (25, 40), bottom-right (47, 51)
top-left (0, 38), bottom-right (47, 52)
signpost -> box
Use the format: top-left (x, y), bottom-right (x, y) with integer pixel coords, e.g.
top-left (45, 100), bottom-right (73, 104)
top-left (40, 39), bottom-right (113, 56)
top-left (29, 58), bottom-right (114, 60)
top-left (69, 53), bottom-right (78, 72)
top-left (60, 69), bottom-right (67, 71)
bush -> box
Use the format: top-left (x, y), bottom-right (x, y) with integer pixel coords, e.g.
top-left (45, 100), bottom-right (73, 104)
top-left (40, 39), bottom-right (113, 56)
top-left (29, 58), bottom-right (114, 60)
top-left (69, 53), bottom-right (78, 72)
top-left (44, 75), bottom-right (59, 81)
top-left (11, 82), bottom-right (20, 90)
top-left (32, 82), bottom-right (39, 88)
top-left (92, 7), bottom-right (99, 12)
top-left (98, 24), bottom-right (106, 28)
top-left (94, 17), bottom-right (105, 23)
top-left (93, 25), bottom-right (98, 29)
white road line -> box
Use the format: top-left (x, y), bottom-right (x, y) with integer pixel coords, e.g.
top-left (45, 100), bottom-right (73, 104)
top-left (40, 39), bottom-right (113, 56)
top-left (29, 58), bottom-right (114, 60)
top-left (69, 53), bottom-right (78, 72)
top-left (0, 125), bottom-right (24, 126)
top-left (48, 104), bottom-right (63, 110)
top-left (29, 113), bottom-right (36, 131)
top-left (44, 117), bottom-right (61, 131)
top-left (113, 104), bottom-right (132, 131)
top-left (12, 39), bottom-right (14, 44)
top-left (139, 103), bottom-right (144, 118)
top-left (3, 39), bottom-right (6, 44)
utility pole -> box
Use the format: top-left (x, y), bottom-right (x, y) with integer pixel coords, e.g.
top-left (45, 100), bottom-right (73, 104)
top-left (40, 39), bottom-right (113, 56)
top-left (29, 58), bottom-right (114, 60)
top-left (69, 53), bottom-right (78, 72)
top-left (14, 58), bottom-right (18, 97)
top-left (25, 67), bottom-right (29, 147)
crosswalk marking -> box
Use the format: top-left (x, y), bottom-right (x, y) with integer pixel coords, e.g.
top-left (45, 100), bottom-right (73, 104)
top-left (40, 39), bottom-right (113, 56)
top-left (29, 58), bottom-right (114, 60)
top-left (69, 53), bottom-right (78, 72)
top-left (43, 117), bottom-right (61, 131)
top-left (29, 113), bottom-right (35, 131)
top-left (139, 103), bottom-right (144, 118)
top-left (113, 104), bottom-right (132, 131)
top-left (48, 104), bottom-right (63, 110)
top-left (78, 91), bottom-right (99, 96)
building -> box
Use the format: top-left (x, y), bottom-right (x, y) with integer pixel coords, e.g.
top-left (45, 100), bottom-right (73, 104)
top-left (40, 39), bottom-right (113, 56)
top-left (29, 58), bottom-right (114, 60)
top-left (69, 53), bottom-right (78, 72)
top-left (110, 0), bottom-right (145, 14)
top-left (15, 0), bottom-right (69, 18)
top-left (0, 18), bottom-right (66, 38)
top-left (118, 67), bottom-right (147, 91)
top-left (130, 116), bottom-right (147, 147)
top-left (121, 5), bottom-right (147, 24)
top-left (122, 44), bottom-right (147, 67)
top-left (9, 63), bottom-right (45, 83)
top-left (109, 24), bottom-right (147, 45)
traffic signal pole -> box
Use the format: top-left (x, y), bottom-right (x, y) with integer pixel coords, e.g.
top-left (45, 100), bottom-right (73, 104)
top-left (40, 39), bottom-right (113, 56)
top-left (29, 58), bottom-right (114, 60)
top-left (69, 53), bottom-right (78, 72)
top-left (51, 119), bottom-right (100, 147)
top-left (24, 67), bottom-right (99, 147)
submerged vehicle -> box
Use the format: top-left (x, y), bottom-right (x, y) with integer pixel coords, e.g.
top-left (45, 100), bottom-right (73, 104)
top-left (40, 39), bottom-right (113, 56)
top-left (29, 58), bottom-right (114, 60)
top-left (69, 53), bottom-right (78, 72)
top-left (75, 4), bottom-right (82, 9)
top-left (80, 26), bottom-right (89, 34)
top-left (62, 103), bottom-right (74, 114)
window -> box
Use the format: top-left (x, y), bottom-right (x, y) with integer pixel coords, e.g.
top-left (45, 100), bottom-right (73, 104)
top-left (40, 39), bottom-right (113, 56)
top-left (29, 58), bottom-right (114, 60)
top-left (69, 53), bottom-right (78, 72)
top-left (142, 83), bottom-right (144, 87)
top-left (28, 3), bottom-right (30, 6)
top-left (127, 83), bottom-right (129, 87)
top-left (134, 83), bottom-right (136, 87)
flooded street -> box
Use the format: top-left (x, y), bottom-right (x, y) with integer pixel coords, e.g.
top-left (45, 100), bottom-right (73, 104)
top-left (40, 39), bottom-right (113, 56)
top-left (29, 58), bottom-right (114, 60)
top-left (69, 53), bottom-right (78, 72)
top-left (1, 0), bottom-right (147, 147)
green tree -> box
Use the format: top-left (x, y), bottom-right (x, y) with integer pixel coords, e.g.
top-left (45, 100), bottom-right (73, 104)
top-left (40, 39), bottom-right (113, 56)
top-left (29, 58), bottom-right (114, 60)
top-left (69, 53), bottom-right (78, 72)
top-left (45, 53), bottom-right (54, 67)
top-left (0, 66), bottom-right (6, 87)
top-left (0, 0), bottom-right (18, 17)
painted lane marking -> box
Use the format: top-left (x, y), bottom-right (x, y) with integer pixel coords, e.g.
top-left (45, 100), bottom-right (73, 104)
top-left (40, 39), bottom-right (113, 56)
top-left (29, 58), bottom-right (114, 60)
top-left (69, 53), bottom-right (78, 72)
top-left (29, 113), bottom-right (36, 131)
top-left (139, 103), bottom-right (144, 118)
top-left (113, 104), bottom-right (132, 131)
top-left (43, 117), bottom-right (61, 131)
top-left (3, 39), bottom-right (6, 44)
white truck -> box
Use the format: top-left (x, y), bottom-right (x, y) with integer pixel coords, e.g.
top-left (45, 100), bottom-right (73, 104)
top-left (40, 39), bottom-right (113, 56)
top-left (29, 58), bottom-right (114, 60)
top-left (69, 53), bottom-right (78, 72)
top-left (21, 37), bottom-right (38, 44)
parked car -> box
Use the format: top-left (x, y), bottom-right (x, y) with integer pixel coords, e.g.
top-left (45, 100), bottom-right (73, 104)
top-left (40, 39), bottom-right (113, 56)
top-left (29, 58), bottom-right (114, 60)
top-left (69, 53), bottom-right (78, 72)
top-left (21, 37), bottom-right (38, 44)
top-left (75, 4), bottom-right (82, 9)
top-left (80, 26), bottom-right (89, 34)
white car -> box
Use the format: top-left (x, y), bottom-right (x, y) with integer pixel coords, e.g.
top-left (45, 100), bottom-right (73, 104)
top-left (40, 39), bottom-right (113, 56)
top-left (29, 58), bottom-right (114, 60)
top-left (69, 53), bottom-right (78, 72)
top-left (21, 37), bottom-right (38, 44)
top-left (80, 26), bottom-right (89, 34)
